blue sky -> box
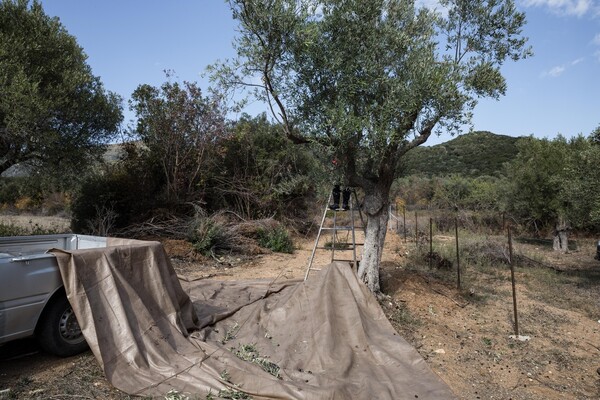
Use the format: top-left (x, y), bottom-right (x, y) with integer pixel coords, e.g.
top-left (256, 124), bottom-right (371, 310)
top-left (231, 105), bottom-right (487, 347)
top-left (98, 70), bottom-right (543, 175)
top-left (39, 0), bottom-right (600, 146)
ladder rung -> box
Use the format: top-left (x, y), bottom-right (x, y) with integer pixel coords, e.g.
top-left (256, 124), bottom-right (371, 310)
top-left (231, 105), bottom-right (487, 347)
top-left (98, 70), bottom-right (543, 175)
top-left (316, 246), bottom-right (349, 249)
top-left (316, 242), bottom-right (364, 246)
top-left (321, 226), bottom-right (354, 231)
top-left (332, 258), bottom-right (359, 262)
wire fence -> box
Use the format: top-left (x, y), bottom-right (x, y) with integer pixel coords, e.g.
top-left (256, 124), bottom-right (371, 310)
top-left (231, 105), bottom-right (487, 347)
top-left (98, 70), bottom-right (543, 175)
top-left (387, 204), bottom-right (530, 337)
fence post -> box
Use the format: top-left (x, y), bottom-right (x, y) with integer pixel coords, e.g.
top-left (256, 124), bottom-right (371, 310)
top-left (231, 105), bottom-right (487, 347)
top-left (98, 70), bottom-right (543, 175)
top-left (455, 217), bottom-right (461, 290)
top-left (403, 206), bottom-right (407, 242)
top-left (508, 226), bottom-right (519, 336)
top-left (429, 217), bottom-right (433, 269)
top-left (415, 210), bottom-right (419, 251)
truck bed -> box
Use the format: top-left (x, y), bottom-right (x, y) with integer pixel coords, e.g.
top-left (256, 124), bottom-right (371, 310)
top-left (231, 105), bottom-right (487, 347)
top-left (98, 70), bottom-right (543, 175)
top-left (0, 234), bottom-right (108, 345)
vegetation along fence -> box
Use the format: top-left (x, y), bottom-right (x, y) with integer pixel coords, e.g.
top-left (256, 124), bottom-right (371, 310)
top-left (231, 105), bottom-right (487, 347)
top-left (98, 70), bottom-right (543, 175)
top-left (387, 203), bottom-right (600, 338)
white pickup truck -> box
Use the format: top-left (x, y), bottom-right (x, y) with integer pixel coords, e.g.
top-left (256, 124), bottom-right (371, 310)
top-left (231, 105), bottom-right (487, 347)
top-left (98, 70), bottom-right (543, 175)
top-left (0, 234), bottom-right (107, 356)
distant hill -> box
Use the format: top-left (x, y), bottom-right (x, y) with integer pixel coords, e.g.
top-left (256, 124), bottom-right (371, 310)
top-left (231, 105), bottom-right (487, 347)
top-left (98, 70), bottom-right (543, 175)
top-left (1, 142), bottom-right (139, 178)
top-left (401, 131), bottom-right (522, 177)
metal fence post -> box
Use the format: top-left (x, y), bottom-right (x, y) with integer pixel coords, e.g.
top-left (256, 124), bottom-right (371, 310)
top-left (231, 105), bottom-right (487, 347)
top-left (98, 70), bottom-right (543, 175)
top-left (429, 217), bottom-right (433, 269)
top-left (508, 226), bottom-right (519, 336)
top-left (455, 217), bottom-right (461, 290)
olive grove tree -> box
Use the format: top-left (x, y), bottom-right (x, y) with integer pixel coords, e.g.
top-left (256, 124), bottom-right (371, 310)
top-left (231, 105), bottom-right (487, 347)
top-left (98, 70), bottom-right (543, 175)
top-left (0, 0), bottom-right (122, 179)
top-left (213, 0), bottom-right (531, 292)
top-left (505, 134), bottom-right (600, 252)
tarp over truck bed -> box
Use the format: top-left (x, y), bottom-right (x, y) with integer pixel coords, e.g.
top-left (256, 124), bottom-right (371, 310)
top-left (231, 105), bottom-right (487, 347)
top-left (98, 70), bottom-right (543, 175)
top-left (51, 239), bottom-right (455, 399)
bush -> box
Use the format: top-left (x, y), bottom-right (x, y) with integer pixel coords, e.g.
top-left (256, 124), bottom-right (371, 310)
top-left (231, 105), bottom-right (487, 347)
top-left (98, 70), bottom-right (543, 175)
top-left (206, 114), bottom-right (323, 222)
top-left (70, 147), bottom-right (163, 234)
top-left (257, 226), bottom-right (294, 253)
top-left (41, 192), bottom-right (71, 216)
top-left (187, 210), bottom-right (294, 256)
top-left (187, 210), bottom-right (256, 256)
top-left (0, 222), bottom-right (26, 236)
top-left (189, 218), bottom-right (227, 255)
top-left (0, 178), bottom-right (23, 206)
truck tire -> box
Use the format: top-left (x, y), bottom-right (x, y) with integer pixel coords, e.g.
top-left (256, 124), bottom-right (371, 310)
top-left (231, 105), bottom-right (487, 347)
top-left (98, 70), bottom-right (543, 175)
top-left (36, 294), bottom-right (88, 357)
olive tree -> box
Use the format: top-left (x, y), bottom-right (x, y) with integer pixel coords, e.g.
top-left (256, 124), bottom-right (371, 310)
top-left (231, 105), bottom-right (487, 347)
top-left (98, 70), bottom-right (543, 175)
top-left (506, 134), bottom-right (600, 251)
top-left (0, 0), bottom-right (122, 178)
top-left (504, 137), bottom-right (569, 238)
top-left (214, 0), bottom-right (530, 292)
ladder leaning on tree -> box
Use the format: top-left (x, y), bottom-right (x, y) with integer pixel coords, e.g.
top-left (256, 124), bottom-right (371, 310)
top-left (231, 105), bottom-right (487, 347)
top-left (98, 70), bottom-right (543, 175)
top-left (304, 189), bottom-right (365, 281)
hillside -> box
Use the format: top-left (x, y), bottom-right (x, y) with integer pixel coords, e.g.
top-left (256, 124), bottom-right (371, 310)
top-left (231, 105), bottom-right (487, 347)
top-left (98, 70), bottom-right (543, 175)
top-left (402, 131), bottom-right (522, 177)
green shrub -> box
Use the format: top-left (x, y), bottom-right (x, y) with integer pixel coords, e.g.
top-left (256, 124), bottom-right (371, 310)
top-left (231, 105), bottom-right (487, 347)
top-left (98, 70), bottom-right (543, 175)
top-left (257, 226), bottom-right (294, 253)
top-left (70, 149), bottom-right (163, 234)
top-left (0, 222), bottom-right (26, 236)
top-left (206, 114), bottom-right (323, 222)
top-left (0, 178), bottom-right (23, 205)
top-left (190, 219), bottom-right (226, 255)
top-left (187, 210), bottom-right (254, 256)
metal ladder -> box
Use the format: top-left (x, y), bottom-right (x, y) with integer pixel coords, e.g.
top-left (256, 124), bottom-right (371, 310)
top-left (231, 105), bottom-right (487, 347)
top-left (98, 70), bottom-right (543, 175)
top-left (304, 189), bottom-right (364, 280)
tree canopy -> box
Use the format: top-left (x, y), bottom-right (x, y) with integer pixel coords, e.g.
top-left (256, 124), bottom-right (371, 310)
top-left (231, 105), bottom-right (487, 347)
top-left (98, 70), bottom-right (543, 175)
top-left (505, 134), bottom-right (600, 235)
top-left (216, 0), bottom-right (531, 292)
top-left (129, 77), bottom-right (228, 205)
top-left (0, 0), bottom-right (122, 178)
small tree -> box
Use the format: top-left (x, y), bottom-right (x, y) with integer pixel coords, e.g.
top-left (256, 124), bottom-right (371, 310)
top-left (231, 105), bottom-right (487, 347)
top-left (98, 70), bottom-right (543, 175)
top-left (129, 76), bottom-right (228, 205)
top-left (559, 135), bottom-right (600, 234)
top-left (0, 0), bottom-right (122, 178)
top-left (590, 124), bottom-right (600, 145)
top-left (505, 135), bottom-right (600, 251)
top-left (215, 0), bottom-right (531, 292)
top-left (208, 114), bottom-right (322, 220)
top-left (505, 137), bottom-right (568, 236)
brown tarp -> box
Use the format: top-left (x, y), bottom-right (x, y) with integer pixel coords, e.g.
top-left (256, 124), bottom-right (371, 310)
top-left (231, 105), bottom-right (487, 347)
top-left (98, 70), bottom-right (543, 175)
top-left (51, 239), bottom-right (456, 399)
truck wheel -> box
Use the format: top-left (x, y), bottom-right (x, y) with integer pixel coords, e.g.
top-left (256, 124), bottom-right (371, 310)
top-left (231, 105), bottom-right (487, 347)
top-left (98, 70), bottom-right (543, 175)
top-left (36, 294), bottom-right (88, 357)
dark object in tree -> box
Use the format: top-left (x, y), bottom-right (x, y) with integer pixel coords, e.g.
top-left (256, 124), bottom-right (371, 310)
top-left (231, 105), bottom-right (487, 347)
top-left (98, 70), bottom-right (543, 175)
top-left (329, 185), bottom-right (351, 211)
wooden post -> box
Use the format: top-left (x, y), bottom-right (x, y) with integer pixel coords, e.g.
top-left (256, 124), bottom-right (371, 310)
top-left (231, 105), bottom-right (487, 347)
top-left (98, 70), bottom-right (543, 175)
top-left (396, 202), bottom-right (399, 232)
top-left (403, 206), bottom-right (407, 243)
top-left (429, 217), bottom-right (433, 269)
top-left (455, 217), bottom-right (461, 290)
top-left (415, 210), bottom-right (418, 250)
top-left (508, 226), bottom-right (519, 336)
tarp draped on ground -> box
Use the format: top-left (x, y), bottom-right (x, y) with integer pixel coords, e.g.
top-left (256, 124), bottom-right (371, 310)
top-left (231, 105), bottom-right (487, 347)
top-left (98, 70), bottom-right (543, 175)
top-left (51, 239), bottom-right (455, 399)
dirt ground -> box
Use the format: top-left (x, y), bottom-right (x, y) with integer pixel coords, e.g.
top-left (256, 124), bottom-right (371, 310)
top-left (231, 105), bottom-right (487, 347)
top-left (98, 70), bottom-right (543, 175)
top-left (1, 222), bottom-right (599, 399)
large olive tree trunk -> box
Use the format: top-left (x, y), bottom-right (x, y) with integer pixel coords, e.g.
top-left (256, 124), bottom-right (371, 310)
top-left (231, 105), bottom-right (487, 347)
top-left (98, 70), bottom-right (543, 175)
top-left (552, 218), bottom-right (570, 253)
top-left (357, 185), bottom-right (391, 293)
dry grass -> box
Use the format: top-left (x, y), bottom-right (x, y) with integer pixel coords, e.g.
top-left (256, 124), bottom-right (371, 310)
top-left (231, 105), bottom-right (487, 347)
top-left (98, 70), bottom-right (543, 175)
top-left (382, 232), bottom-right (600, 400)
